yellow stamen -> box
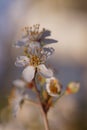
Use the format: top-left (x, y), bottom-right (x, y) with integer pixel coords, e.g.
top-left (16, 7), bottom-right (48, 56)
top-left (30, 55), bottom-right (41, 67)
top-left (49, 80), bottom-right (59, 94)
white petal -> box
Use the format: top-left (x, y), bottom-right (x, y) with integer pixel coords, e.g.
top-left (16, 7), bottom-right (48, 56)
top-left (15, 56), bottom-right (29, 67)
top-left (13, 37), bottom-right (29, 48)
top-left (13, 79), bottom-right (26, 88)
top-left (28, 42), bottom-right (40, 53)
top-left (13, 41), bottom-right (25, 48)
top-left (42, 47), bottom-right (55, 58)
top-left (38, 64), bottom-right (53, 78)
top-left (22, 66), bottom-right (35, 82)
top-left (41, 30), bottom-right (51, 39)
top-left (21, 37), bottom-right (29, 43)
top-left (42, 38), bottom-right (58, 44)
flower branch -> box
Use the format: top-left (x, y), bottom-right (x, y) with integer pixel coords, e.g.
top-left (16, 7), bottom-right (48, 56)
top-left (33, 70), bottom-right (50, 130)
top-left (8, 24), bottom-right (80, 130)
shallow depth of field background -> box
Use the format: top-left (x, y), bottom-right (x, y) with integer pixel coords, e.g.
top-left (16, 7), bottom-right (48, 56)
top-left (0, 0), bottom-right (87, 130)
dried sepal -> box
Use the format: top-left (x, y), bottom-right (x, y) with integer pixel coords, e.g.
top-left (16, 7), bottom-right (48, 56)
top-left (37, 74), bottom-right (46, 86)
top-left (42, 90), bottom-right (49, 101)
top-left (27, 81), bottom-right (35, 89)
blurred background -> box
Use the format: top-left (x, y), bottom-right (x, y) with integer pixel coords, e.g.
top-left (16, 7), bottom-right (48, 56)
top-left (0, 0), bottom-right (87, 130)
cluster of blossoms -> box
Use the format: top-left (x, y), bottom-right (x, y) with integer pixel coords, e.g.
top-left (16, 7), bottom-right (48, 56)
top-left (9, 24), bottom-right (80, 117)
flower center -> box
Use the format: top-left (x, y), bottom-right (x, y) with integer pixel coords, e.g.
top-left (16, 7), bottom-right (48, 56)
top-left (30, 55), bottom-right (41, 67)
top-left (49, 80), bottom-right (58, 94)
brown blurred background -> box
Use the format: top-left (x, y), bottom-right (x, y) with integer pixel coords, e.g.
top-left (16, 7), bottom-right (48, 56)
top-left (0, 0), bottom-right (87, 130)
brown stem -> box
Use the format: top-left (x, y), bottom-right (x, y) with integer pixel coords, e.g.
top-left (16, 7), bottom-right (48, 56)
top-left (33, 70), bottom-right (50, 130)
top-left (40, 107), bottom-right (50, 130)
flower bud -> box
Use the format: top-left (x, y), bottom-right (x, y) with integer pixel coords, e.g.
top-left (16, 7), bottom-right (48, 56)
top-left (65, 82), bottom-right (80, 95)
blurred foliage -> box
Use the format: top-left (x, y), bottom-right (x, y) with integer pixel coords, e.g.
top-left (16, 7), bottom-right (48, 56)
top-left (0, 95), bottom-right (8, 111)
top-left (0, 106), bottom-right (11, 123)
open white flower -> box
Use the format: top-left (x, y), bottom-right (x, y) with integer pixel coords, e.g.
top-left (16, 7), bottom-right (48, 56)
top-left (13, 24), bottom-right (58, 48)
top-left (8, 86), bottom-right (24, 117)
top-left (9, 80), bottom-right (30, 117)
top-left (46, 77), bottom-right (62, 97)
top-left (15, 47), bottom-right (54, 82)
top-left (10, 89), bottom-right (24, 117)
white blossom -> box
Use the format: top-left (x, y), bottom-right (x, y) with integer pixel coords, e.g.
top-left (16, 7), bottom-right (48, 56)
top-left (13, 79), bottom-right (26, 88)
top-left (9, 80), bottom-right (30, 117)
top-left (13, 24), bottom-right (58, 48)
top-left (15, 47), bottom-right (54, 82)
top-left (46, 77), bottom-right (62, 97)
